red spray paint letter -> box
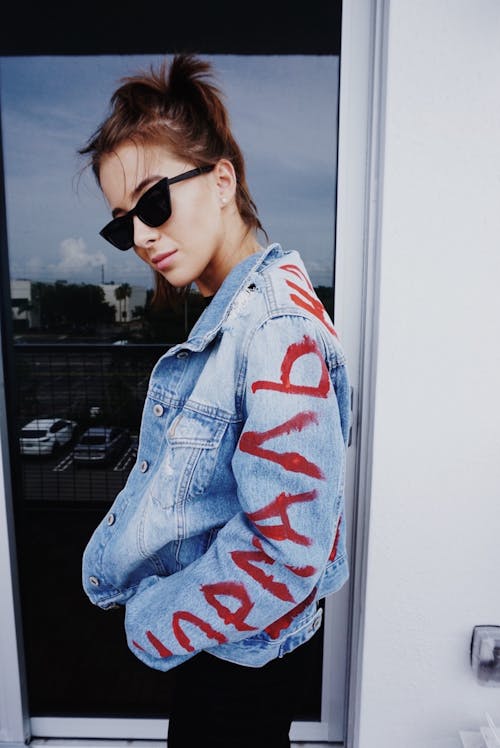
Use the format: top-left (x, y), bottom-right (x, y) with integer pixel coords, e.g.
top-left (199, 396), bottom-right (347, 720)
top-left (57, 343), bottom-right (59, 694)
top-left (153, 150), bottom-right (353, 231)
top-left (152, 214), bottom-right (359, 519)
top-left (239, 411), bottom-right (324, 479)
top-left (264, 586), bottom-right (318, 640)
top-left (201, 581), bottom-right (258, 632)
top-left (146, 630), bottom-right (173, 657)
top-left (328, 517), bottom-right (342, 562)
top-left (231, 536), bottom-right (295, 603)
top-left (172, 611), bottom-right (228, 652)
top-left (286, 280), bottom-right (338, 337)
top-left (252, 336), bottom-right (330, 398)
top-left (279, 263), bottom-right (314, 291)
top-left (247, 489), bottom-right (317, 547)
top-left (279, 263), bottom-right (337, 337)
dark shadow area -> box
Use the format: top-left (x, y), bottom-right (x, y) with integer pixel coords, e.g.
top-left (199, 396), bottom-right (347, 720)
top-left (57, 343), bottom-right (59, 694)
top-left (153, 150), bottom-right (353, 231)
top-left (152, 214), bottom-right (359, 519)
top-left (20, 503), bottom-right (324, 719)
top-left (0, 2), bottom-right (341, 56)
top-left (9, 344), bottom-right (325, 719)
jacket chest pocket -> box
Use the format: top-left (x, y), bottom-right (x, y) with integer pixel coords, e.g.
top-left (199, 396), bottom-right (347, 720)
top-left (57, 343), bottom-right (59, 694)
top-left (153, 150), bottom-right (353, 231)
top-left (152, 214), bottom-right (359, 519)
top-left (151, 410), bottom-right (228, 509)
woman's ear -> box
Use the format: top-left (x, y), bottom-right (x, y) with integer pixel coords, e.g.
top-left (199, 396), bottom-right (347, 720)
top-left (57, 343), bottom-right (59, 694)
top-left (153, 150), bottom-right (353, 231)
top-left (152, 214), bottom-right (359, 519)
top-left (214, 159), bottom-right (237, 206)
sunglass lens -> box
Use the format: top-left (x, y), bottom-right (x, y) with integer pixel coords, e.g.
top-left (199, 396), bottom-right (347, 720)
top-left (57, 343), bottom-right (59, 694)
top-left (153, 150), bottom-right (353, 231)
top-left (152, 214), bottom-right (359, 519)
top-left (137, 179), bottom-right (171, 227)
top-left (100, 218), bottom-right (133, 251)
top-left (99, 177), bottom-right (174, 250)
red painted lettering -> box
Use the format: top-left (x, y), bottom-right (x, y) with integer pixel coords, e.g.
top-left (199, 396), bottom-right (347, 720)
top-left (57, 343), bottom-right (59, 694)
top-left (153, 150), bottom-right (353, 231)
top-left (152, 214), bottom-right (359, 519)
top-left (264, 586), bottom-right (318, 640)
top-left (328, 517), bottom-right (342, 562)
top-left (201, 581), bottom-right (258, 632)
top-left (279, 263), bottom-right (338, 337)
top-left (239, 411), bottom-right (324, 479)
top-left (231, 536), bottom-right (295, 603)
top-left (279, 263), bottom-right (314, 291)
top-left (252, 336), bottom-right (330, 398)
top-left (285, 563), bottom-right (317, 577)
top-left (172, 611), bottom-right (228, 652)
top-left (286, 280), bottom-right (337, 337)
top-left (146, 630), bottom-right (173, 657)
top-left (247, 489), bottom-right (317, 546)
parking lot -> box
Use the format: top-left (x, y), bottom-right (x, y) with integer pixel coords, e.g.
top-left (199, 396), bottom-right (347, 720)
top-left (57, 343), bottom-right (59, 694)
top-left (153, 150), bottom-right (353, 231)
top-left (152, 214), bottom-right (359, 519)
top-left (11, 342), bottom-right (163, 503)
top-left (19, 435), bottom-right (138, 503)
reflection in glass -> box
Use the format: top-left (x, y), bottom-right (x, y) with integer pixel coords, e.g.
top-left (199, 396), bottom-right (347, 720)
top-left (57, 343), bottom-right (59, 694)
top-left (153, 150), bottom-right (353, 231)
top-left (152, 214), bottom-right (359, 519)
top-left (0, 53), bottom-right (339, 723)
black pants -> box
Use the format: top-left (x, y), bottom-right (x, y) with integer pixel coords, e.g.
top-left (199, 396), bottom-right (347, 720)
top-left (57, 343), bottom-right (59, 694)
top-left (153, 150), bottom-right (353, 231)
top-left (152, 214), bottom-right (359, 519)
top-left (167, 634), bottom-right (318, 748)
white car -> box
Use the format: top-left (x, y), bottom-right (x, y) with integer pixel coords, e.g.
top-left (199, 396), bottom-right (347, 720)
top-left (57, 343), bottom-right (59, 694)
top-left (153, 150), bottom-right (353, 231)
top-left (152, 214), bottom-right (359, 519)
top-left (19, 418), bottom-right (77, 456)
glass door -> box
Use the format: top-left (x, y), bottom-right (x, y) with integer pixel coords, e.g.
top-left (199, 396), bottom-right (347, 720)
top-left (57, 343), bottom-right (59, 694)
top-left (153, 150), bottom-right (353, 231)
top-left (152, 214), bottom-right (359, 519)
top-left (0, 2), bottom-right (370, 742)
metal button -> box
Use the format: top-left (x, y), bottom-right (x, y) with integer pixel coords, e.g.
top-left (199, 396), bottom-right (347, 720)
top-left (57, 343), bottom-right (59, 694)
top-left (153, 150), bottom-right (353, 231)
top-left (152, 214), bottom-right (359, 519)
top-left (176, 351), bottom-right (189, 359)
top-left (140, 460), bottom-right (149, 473)
top-left (89, 575), bottom-right (100, 587)
top-left (153, 403), bottom-right (164, 416)
top-left (107, 514), bottom-right (115, 526)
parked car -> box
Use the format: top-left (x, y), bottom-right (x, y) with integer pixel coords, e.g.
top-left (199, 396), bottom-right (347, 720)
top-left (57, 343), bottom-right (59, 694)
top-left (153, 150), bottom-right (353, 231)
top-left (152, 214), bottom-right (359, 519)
top-left (73, 426), bottom-right (130, 467)
top-left (19, 418), bottom-right (78, 456)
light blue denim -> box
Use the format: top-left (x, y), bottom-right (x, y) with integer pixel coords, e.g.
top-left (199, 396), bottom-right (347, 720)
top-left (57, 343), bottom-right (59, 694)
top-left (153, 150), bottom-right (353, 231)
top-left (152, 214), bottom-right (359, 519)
top-left (82, 244), bottom-right (351, 671)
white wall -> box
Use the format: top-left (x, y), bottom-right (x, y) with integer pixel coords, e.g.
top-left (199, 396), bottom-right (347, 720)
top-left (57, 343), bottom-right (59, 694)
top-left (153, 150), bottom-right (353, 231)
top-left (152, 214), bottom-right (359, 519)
top-left (355, 2), bottom-right (500, 747)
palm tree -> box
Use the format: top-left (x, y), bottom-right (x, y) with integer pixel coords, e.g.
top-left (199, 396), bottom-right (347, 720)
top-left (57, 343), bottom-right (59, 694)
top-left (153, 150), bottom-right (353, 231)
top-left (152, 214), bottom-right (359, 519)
top-left (114, 285), bottom-right (124, 322)
top-left (122, 283), bottom-right (132, 321)
top-left (114, 283), bottom-right (132, 322)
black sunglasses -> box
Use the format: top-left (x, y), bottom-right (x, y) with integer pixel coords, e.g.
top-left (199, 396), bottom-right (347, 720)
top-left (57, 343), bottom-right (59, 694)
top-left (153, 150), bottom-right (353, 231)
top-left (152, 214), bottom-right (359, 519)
top-left (99, 165), bottom-right (215, 251)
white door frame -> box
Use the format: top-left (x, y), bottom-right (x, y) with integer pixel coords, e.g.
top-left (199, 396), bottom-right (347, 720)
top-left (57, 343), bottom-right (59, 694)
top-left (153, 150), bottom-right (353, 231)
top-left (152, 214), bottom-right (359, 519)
top-left (0, 324), bottom-right (30, 747)
top-left (0, 1), bottom-right (382, 744)
top-left (336, 0), bottom-right (389, 747)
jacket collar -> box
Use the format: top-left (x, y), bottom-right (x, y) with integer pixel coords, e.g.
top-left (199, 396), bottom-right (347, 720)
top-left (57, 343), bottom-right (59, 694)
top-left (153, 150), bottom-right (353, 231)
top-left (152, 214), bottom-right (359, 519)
top-left (167, 243), bottom-right (285, 355)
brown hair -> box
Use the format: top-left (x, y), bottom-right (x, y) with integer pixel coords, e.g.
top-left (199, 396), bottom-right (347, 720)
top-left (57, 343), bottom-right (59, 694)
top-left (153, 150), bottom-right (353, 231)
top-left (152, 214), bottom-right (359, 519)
top-left (79, 53), bottom-right (266, 307)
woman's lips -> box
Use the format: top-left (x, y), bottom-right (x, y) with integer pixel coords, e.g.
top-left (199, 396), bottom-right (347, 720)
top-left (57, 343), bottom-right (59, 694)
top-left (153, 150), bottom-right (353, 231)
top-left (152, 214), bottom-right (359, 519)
top-left (152, 250), bottom-right (177, 271)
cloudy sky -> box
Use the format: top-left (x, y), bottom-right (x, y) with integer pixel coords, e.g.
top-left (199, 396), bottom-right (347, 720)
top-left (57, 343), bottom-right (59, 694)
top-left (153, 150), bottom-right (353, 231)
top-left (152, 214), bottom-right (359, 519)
top-left (0, 54), bottom-right (339, 288)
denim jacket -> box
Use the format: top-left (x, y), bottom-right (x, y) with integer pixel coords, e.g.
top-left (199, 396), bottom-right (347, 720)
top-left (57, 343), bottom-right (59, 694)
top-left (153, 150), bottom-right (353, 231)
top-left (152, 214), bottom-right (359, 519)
top-left (82, 243), bottom-right (351, 670)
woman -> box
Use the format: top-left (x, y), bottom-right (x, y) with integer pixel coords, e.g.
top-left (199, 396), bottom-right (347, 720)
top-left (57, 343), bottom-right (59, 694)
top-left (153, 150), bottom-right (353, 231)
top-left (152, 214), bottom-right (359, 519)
top-left (80, 53), bottom-right (351, 748)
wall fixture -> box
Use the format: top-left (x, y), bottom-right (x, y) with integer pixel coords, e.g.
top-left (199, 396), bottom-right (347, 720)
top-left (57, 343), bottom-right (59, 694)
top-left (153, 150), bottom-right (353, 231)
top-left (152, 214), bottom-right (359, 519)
top-left (471, 625), bottom-right (500, 686)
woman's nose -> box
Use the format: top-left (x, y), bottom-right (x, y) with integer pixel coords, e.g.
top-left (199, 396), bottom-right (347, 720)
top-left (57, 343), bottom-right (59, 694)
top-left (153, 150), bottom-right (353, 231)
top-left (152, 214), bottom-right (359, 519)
top-left (132, 214), bottom-right (160, 249)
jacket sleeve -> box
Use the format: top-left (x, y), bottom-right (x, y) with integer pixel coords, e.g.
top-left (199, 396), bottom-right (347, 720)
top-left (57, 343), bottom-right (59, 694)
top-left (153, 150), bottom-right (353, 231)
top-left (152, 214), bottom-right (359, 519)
top-left (124, 314), bottom-right (347, 670)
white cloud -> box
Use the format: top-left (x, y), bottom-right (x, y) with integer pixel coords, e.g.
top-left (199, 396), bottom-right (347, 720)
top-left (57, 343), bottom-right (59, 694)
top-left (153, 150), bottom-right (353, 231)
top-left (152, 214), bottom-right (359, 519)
top-left (48, 237), bottom-right (106, 276)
